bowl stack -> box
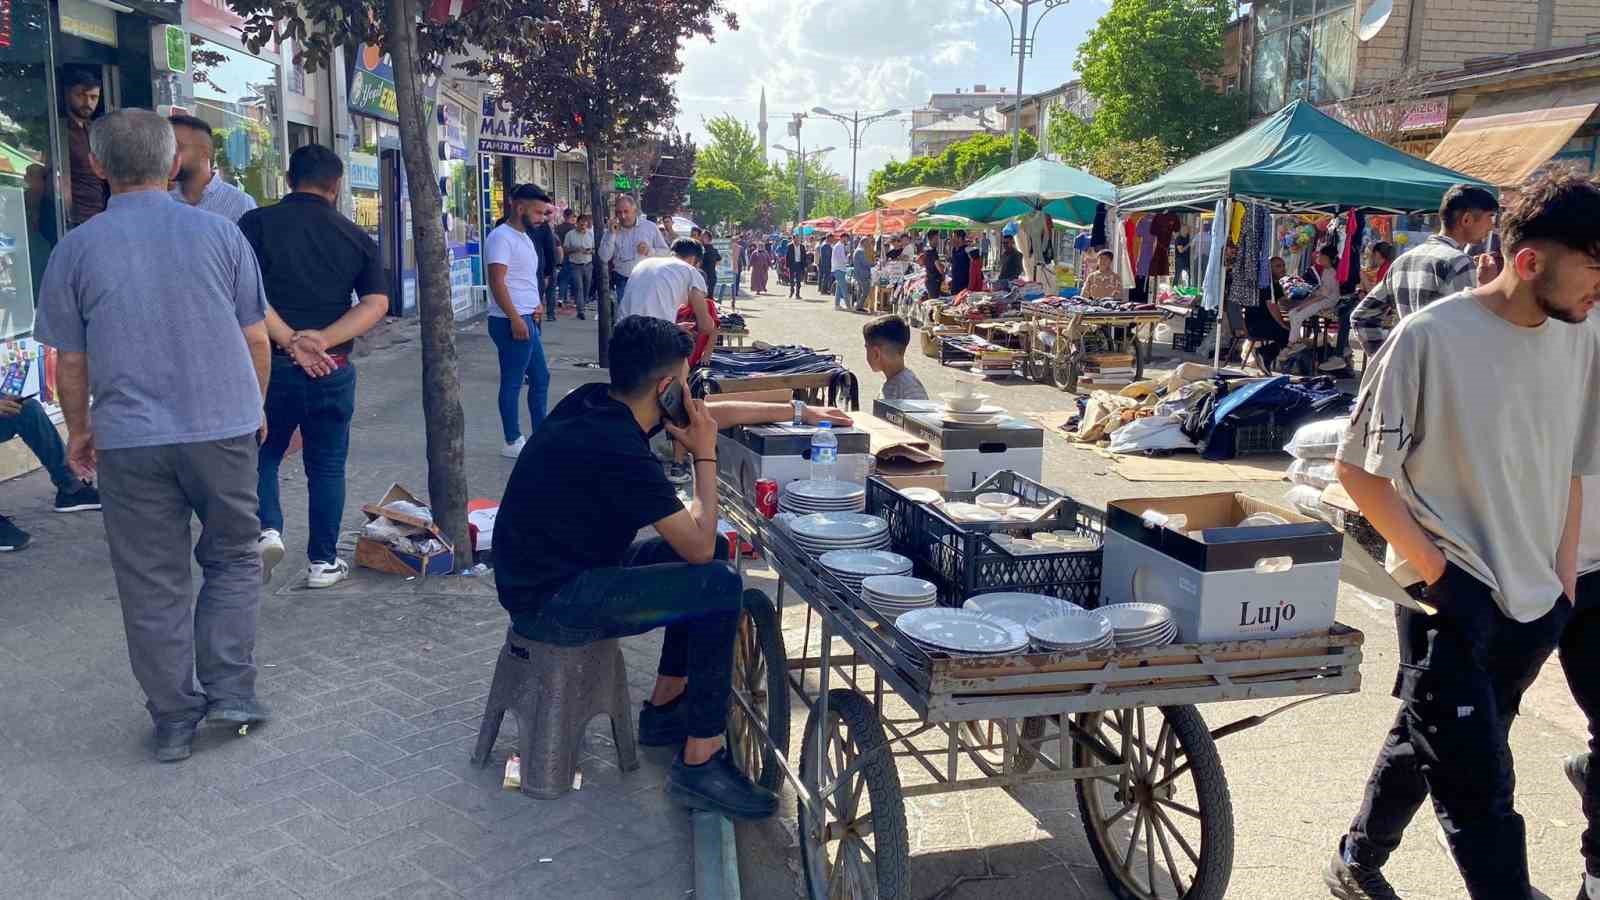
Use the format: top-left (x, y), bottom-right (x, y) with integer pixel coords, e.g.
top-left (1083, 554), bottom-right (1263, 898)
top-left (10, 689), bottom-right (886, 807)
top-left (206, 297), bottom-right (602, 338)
top-left (1098, 603), bottom-right (1179, 649)
top-left (940, 392), bottom-right (1007, 427)
top-left (789, 512), bottom-right (891, 557)
top-left (818, 549), bottom-right (912, 597)
top-left (859, 575), bottom-right (938, 622)
top-left (779, 479), bottom-right (867, 516)
top-left (894, 608), bottom-right (1030, 657)
top-left (1026, 608), bottom-right (1116, 653)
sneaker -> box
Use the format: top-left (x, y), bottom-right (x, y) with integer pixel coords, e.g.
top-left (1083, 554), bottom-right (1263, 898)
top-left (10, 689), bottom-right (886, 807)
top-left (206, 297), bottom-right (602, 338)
top-left (665, 460), bottom-right (692, 484)
top-left (1582, 872), bottom-right (1599, 900)
top-left (258, 529), bottom-right (285, 584)
top-left (666, 748), bottom-right (779, 820)
top-left (53, 481), bottom-right (101, 512)
top-left (501, 436), bottom-right (527, 459)
top-left (0, 514), bottom-right (30, 552)
top-left (154, 718), bottom-right (199, 763)
top-left (1567, 751), bottom-right (1590, 795)
top-left (306, 559), bottom-right (350, 589)
top-left (639, 696), bottom-right (688, 747)
top-left (206, 698), bottom-right (271, 728)
top-left (1324, 841), bottom-right (1400, 900)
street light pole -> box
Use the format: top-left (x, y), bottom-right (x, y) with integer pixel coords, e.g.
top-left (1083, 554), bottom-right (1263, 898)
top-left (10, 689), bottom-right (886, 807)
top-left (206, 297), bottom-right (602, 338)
top-left (811, 106), bottom-right (901, 212)
top-left (772, 143), bottom-right (836, 226)
top-left (989, 0), bottom-right (1071, 165)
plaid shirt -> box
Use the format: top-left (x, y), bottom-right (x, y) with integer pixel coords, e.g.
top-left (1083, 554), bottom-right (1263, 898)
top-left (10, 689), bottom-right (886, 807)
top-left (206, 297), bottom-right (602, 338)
top-left (1351, 234), bottom-right (1474, 347)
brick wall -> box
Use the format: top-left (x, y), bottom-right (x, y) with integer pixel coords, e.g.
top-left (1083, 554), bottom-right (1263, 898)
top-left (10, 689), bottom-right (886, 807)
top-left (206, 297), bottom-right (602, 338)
top-left (1552, 0), bottom-right (1600, 45)
top-left (1353, 0), bottom-right (1600, 88)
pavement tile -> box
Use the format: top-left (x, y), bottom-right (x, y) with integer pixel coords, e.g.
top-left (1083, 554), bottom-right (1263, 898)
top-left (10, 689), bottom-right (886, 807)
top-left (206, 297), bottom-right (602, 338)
top-left (390, 722), bottom-right (476, 756)
top-left (295, 783), bottom-right (384, 823)
top-left (256, 843), bottom-right (349, 894)
top-left (278, 812), bottom-right (365, 856)
top-left (383, 877), bottom-right (461, 899)
top-left (362, 767), bottom-right (462, 810)
top-left (320, 860), bottom-right (433, 899)
top-left (318, 754), bottom-right (397, 793)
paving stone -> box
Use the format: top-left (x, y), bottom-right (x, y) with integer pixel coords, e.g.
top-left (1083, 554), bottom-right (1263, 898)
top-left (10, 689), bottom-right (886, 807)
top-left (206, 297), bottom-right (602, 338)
top-left (318, 754), bottom-right (397, 793)
top-left (256, 843), bottom-right (348, 895)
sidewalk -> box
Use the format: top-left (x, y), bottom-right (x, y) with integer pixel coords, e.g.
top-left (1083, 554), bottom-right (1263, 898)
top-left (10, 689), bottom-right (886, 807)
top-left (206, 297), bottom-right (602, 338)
top-left (0, 314), bottom-right (696, 899)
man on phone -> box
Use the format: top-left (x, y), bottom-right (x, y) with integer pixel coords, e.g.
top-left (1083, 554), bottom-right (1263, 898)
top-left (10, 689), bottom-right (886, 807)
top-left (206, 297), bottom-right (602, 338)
top-left (599, 194), bottom-right (668, 300)
top-left (0, 393), bottom-right (102, 551)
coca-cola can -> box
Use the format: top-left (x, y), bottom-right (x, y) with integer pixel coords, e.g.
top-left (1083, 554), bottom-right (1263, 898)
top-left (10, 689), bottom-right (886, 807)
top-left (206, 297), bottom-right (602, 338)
top-left (754, 479), bottom-right (780, 518)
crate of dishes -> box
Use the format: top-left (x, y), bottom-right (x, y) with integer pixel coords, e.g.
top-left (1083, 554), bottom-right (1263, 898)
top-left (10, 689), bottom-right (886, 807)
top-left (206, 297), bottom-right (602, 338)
top-left (865, 470), bottom-right (1104, 607)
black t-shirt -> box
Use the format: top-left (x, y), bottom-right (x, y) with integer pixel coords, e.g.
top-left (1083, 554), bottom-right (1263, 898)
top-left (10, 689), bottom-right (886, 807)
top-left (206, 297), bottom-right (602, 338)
top-left (531, 223), bottom-right (559, 281)
top-left (700, 243), bottom-right (721, 291)
top-left (493, 383), bottom-right (684, 616)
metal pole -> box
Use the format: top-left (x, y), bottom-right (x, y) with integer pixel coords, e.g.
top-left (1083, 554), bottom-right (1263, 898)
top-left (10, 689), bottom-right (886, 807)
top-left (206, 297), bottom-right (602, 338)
top-left (849, 112), bottom-right (860, 213)
top-left (1011, 0), bottom-right (1030, 165)
top-left (795, 115), bottom-right (805, 222)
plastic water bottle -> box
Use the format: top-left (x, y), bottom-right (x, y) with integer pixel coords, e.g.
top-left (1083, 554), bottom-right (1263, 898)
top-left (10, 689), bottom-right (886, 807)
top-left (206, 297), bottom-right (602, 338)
top-left (810, 422), bottom-right (838, 481)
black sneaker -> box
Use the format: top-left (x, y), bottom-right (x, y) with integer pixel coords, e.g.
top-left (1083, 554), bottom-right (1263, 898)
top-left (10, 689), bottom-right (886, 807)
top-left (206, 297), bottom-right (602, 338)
top-left (1567, 751), bottom-right (1590, 795)
top-left (205, 698), bottom-right (271, 728)
top-left (0, 514), bottom-right (30, 552)
top-left (667, 748), bottom-right (779, 820)
top-left (639, 696), bottom-right (688, 747)
top-left (1324, 841), bottom-right (1400, 900)
top-left (154, 718), bottom-right (199, 763)
top-left (54, 480), bottom-right (101, 513)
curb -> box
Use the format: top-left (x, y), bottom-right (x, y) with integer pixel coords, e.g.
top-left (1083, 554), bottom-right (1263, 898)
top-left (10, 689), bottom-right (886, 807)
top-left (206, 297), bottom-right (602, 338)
top-left (691, 811), bottom-right (741, 899)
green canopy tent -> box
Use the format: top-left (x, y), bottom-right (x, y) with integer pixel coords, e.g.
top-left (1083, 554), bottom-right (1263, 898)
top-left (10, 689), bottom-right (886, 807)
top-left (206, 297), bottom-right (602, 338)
top-left (1119, 100), bottom-right (1494, 214)
top-left (927, 157), bottom-right (1117, 225)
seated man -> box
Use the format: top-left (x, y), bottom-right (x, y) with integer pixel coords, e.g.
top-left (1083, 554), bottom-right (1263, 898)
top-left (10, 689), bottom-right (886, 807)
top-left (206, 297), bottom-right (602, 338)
top-left (0, 394), bottom-right (101, 551)
top-left (492, 316), bottom-right (849, 820)
top-left (863, 315), bottom-right (928, 402)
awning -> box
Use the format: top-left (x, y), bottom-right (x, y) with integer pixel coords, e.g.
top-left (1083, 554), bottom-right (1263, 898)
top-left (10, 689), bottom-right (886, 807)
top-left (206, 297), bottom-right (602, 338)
top-left (1427, 83), bottom-right (1600, 189)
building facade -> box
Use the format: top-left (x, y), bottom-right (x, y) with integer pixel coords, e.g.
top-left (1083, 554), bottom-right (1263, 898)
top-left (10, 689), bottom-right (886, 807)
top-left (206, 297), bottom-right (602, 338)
top-left (996, 80), bottom-right (1096, 155)
top-left (908, 84), bottom-right (1016, 157)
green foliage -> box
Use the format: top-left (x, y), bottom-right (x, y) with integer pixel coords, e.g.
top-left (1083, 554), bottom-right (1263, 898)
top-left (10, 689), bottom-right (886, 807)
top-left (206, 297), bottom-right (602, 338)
top-left (864, 130), bottom-right (1038, 206)
top-left (640, 130), bottom-right (696, 219)
top-left (697, 115), bottom-right (768, 205)
top-left (696, 114), bottom-right (853, 226)
top-left (1045, 111), bottom-right (1173, 185)
top-left (689, 175), bottom-right (743, 228)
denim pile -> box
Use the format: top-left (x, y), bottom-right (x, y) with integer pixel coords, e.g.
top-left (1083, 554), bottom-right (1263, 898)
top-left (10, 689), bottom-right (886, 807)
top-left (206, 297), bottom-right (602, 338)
top-left (694, 345), bottom-right (859, 410)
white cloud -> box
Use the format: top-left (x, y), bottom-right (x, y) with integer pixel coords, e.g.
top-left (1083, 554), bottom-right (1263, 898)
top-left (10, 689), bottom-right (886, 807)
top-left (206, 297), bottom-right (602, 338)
top-left (931, 40), bottom-right (978, 67)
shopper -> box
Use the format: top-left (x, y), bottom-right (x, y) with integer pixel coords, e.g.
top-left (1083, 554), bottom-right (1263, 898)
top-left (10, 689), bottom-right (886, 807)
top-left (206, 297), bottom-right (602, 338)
top-left (600, 194), bottom-right (669, 300)
top-left (749, 241), bottom-right (771, 295)
top-left (817, 231), bottom-right (835, 296)
top-left (240, 144), bottom-right (389, 589)
top-left (1080, 250), bottom-right (1121, 301)
top-left (851, 239), bottom-right (872, 310)
top-left (1325, 171), bottom-right (1600, 900)
top-left (34, 109), bottom-right (273, 762)
top-left (730, 234), bottom-right (744, 299)
top-left (486, 183), bottom-right (554, 459)
top-left (554, 207), bottom-right (578, 310)
top-left (168, 114), bottom-right (257, 223)
top-left (830, 234), bottom-right (850, 309)
top-left (920, 239), bottom-right (944, 299)
top-left (0, 394), bottom-right (102, 551)
top-left (998, 234), bottom-right (1024, 284)
top-left (697, 228), bottom-right (721, 300)
top-left (862, 315), bottom-right (928, 402)
top-left (62, 69), bottom-right (107, 227)
top-left (532, 205), bottom-right (561, 323)
top-left (948, 229), bottom-right (970, 295)
top-left (1284, 242), bottom-right (1342, 347)
top-left (785, 232), bottom-right (806, 299)
top-left (563, 213), bottom-right (595, 321)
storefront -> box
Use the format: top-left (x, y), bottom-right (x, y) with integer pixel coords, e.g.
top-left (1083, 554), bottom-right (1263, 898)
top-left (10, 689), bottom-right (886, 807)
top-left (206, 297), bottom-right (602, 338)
top-left (437, 87), bottom-right (481, 318)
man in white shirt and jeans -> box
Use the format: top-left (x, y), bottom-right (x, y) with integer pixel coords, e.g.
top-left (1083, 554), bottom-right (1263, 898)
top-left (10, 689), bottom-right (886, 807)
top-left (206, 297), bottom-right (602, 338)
top-left (1326, 172), bottom-right (1600, 900)
top-left (485, 184), bottom-right (553, 458)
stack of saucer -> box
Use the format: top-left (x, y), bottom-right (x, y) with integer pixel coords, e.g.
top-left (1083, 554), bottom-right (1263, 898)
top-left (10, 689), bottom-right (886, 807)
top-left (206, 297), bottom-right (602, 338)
top-left (963, 592), bottom-right (1084, 628)
top-left (789, 512), bottom-right (891, 557)
top-left (818, 549), bottom-right (912, 596)
top-left (859, 575), bottom-right (938, 622)
top-left (779, 479), bottom-right (867, 516)
top-left (940, 392), bottom-right (1007, 427)
top-left (1026, 608), bottom-right (1116, 653)
top-left (1098, 603), bottom-right (1179, 649)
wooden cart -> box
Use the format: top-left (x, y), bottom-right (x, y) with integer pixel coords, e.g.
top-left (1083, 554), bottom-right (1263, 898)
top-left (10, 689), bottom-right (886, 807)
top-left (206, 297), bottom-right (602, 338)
top-left (1022, 307), bottom-right (1165, 394)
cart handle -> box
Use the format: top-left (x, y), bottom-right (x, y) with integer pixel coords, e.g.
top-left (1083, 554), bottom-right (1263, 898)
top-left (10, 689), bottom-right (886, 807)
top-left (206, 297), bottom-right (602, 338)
top-left (1209, 694), bottom-right (1337, 743)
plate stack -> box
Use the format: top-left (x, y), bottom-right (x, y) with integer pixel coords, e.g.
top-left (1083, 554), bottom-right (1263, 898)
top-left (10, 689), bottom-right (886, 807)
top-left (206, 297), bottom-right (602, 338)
top-left (1026, 609), bottom-right (1116, 653)
top-left (963, 592), bottom-right (1084, 628)
top-left (818, 549), bottom-right (912, 597)
top-left (1099, 603), bottom-right (1179, 649)
top-left (894, 608), bottom-right (1030, 657)
top-left (940, 392), bottom-right (1007, 427)
top-left (859, 575), bottom-right (938, 622)
top-left (789, 512), bottom-right (891, 557)
top-left (779, 480), bottom-right (867, 516)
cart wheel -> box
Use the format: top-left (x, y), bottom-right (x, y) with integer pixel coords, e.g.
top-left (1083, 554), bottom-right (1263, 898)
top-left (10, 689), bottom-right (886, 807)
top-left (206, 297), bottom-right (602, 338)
top-left (1011, 716), bottom-right (1049, 774)
top-left (728, 589), bottom-right (791, 793)
top-left (1056, 349), bottom-right (1084, 394)
top-left (1072, 706), bottom-right (1234, 900)
top-left (1131, 334), bottom-right (1146, 381)
top-left (798, 689), bottom-right (910, 900)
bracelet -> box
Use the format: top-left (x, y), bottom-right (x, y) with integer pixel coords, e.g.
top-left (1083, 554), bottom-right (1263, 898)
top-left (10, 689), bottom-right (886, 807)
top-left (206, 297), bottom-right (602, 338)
top-left (694, 458), bottom-right (718, 466)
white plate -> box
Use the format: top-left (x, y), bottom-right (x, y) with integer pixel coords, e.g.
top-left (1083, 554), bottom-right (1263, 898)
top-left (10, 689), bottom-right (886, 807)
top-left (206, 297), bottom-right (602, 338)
top-left (940, 392), bottom-right (991, 412)
top-left (1027, 610), bottom-right (1114, 648)
top-left (820, 550), bottom-right (914, 577)
top-left (964, 593), bottom-right (1083, 625)
top-left (942, 502), bottom-right (1002, 523)
top-left (1099, 603), bottom-right (1174, 631)
top-left (862, 574), bottom-right (937, 600)
top-left (899, 487), bottom-right (943, 504)
top-left (895, 608), bottom-right (1029, 655)
top-left (1238, 512), bottom-right (1289, 528)
top-left (974, 492), bottom-right (1021, 511)
top-left (790, 513), bottom-right (889, 542)
top-left (897, 399), bottom-right (944, 412)
top-left (785, 480), bottom-right (867, 501)
top-left (941, 414), bottom-right (1007, 427)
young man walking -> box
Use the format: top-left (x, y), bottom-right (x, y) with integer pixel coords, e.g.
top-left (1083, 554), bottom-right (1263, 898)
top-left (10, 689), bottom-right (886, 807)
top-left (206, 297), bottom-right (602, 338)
top-left (785, 233), bottom-right (806, 299)
top-left (486, 184), bottom-right (554, 458)
top-left (830, 234), bottom-right (849, 308)
top-left (239, 145), bottom-right (388, 588)
top-left (34, 109), bottom-right (273, 762)
top-left (1325, 172), bottom-right (1600, 900)
top-left (563, 213), bottom-right (595, 321)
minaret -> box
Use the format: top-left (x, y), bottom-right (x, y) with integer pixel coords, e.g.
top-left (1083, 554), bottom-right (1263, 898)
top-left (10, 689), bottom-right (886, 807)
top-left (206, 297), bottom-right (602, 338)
top-left (758, 87), bottom-right (769, 158)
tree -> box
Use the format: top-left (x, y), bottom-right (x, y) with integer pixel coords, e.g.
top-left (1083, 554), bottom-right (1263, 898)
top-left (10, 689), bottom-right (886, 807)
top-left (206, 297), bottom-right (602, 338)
top-left (696, 114), bottom-right (768, 223)
top-left (1328, 70), bottom-right (1433, 150)
top-left (471, 0), bottom-right (734, 366)
top-left (862, 130), bottom-right (1038, 206)
top-left (1046, 111), bottom-right (1173, 185)
top-left (688, 176), bottom-right (742, 229)
top-left (632, 130), bottom-right (697, 220)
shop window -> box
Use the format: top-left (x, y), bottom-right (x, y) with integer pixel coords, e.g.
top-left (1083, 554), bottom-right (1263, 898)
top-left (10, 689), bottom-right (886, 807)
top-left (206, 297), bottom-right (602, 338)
top-left (0, 0), bottom-right (56, 339)
top-left (1251, 31), bottom-right (1288, 117)
top-left (1250, 0), bottom-right (1357, 114)
top-left (1311, 6), bottom-right (1356, 104)
top-left (190, 36), bottom-right (285, 206)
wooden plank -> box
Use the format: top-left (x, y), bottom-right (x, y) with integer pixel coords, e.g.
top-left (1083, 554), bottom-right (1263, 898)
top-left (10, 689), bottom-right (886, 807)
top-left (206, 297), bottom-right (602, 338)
top-left (937, 651), bottom-right (1356, 694)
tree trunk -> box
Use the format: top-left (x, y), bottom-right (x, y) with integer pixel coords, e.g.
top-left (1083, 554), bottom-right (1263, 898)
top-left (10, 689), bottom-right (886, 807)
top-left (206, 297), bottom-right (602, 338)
top-left (586, 139), bottom-right (612, 368)
top-left (386, 0), bottom-right (470, 559)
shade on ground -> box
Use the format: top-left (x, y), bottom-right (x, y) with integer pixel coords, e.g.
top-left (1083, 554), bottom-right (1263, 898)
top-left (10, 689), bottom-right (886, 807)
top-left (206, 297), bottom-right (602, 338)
top-left (927, 158), bottom-right (1116, 225)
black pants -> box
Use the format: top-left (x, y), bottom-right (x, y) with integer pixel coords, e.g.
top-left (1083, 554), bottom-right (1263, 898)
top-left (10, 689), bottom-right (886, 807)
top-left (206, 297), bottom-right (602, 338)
top-left (510, 537), bottom-right (742, 739)
top-left (1565, 571), bottom-right (1600, 878)
top-left (1345, 563), bottom-right (1571, 898)
top-left (788, 265), bottom-right (802, 298)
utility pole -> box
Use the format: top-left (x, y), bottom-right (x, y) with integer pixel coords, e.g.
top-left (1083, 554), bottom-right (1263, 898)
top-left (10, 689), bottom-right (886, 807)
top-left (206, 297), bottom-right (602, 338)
top-left (789, 113), bottom-right (805, 221)
top-left (990, 0), bottom-right (1071, 165)
top-left (810, 106), bottom-right (901, 213)
top-left (772, 142), bottom-right (835, 225)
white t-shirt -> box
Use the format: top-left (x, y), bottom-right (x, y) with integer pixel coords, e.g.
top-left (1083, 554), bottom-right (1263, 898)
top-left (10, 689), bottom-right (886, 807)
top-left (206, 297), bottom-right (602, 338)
top-left (831, 242), bottom-right (849, 271)
top-left (617, 256), bottom-right (706, 322)
top-left (1581, 317), bottom-right (1600, 575)
top-left (484, 223), bottom-right (541, 317)
top-left (1337, 291), bottom-right (1600, 620)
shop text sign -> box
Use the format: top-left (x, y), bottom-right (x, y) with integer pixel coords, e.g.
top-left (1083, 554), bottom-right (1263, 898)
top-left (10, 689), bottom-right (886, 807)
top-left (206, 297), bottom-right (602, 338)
top-left (479, 95), bottom-right (555, 159)
top-left (349, 45), bottom-right (435, 124)
top-left (348, 152), bottom-right (381, 192)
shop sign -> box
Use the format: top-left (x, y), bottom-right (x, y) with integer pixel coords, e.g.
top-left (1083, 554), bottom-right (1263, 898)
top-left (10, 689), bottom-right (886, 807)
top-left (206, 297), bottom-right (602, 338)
top-left (613, 174), bottom-right (637, 191)
top-left (59, 0), bottom-right (117, 46)
top-left (479, 95), bottom-right (555, 159)
top-left (152, 24), bottom-right (187, 74)
top-left (349, 45), bottom-right (435, 124)
top-left (0, 0), bottom-right (12, 49)
top-left (438, 102), bottom-right (468, 161)
top-left (1402, 96), bottom-right (1449, 133)
top-left (450, 254), bottom-right (474, 316)
top-left (348, 152), bottom-right (381, 192)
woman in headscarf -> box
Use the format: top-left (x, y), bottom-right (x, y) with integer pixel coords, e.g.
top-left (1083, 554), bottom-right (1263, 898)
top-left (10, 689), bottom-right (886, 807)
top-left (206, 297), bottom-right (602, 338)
top-left (749, 241), bottom-right (771, 294)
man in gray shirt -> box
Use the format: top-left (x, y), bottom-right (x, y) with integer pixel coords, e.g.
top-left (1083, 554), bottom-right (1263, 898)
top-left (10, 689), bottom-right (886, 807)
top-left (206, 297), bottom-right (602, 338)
top-left (34, 109), bottom-right (273, 764)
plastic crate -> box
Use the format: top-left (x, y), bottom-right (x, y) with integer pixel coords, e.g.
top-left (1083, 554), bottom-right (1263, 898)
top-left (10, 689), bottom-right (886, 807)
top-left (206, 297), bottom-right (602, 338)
top-left (1232, 417), bottom-right (1291, 456)
top-left (866, 471), bottom-right (1105, 608)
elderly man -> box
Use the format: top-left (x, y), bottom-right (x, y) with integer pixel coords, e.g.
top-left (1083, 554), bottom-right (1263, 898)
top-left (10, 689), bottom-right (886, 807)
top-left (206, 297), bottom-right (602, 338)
top-left (168, 114), bottom-right (256, 222)
top-left (34, 109), bottom-right (273, 763)
top-left (599, 195), bottom-right (669, 300)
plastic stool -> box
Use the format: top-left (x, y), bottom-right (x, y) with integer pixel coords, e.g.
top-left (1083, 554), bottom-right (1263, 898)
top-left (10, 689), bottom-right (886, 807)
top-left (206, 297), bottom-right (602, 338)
top-left (469, 629), bottom-right (640, 798)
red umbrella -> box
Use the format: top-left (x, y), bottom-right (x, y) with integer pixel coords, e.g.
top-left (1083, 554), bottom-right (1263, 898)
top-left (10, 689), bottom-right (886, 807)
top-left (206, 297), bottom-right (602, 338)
top-left (799, 216), bottom-right (843, 232)
top-left (841, 208), bottom-right (918, 236)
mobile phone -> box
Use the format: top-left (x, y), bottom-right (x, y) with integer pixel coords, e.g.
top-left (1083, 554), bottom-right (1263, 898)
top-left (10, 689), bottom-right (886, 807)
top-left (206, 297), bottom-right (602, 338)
top-left (659, 380), bottom-right (690, 429)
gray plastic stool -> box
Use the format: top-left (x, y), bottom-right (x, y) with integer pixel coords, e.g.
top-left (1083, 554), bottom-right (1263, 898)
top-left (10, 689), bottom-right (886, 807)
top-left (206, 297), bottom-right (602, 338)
top-left (470, 629), bottom-right (640, 798)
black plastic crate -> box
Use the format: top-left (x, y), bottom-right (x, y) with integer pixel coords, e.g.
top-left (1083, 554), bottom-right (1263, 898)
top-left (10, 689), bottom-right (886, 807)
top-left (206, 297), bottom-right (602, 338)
top-left (866, 471), bottom-right (1105, 608)
top-left (1232, 417), bottom-right (1291, 456)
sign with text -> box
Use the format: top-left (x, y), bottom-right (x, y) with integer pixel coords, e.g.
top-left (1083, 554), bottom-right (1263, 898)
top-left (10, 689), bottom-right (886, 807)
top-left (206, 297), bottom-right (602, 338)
top-left (479, 95), bottom-right (555, 159)
top-left (349, 45), bottom-right (435, 124)
top-left (348, 152), bottom-right (381, 192)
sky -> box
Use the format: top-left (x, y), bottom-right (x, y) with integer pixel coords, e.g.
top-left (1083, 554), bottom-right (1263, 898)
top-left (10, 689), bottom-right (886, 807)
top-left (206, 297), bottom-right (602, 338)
top-left (672, 0), bottom-right (1111, 192)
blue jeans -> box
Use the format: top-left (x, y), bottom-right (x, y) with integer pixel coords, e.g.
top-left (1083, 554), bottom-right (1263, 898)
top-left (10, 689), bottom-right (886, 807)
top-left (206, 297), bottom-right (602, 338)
top-left (557, 261), bottom-right (577, 305)
top-left (257, 358), bottom-right (357, 564)
top-left (0, 396), bottom-right (76, 490)
top-left (833, 269), bottom-right (850, 307)
top-left (487, 313), bottom-right (549, 443)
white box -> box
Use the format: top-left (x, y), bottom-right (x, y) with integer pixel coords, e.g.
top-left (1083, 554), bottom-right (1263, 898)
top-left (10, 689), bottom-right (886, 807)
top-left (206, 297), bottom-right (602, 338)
top-left (1101, 494), bottom-right (1342, 642)
top-left (717, 425), bottom-right (875, 500)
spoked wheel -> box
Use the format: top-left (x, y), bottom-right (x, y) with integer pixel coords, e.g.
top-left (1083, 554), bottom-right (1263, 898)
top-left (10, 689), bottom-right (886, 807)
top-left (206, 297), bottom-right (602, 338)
top-left (798, 689), bottom-right (910, 900)
top-left (961, 717), bottom-right (1049, 774)
top-left (728, 589), bottom-right (791, 793)
top-left (1072, 706), bottom-right (1233, 899)
top-left (1024, 351), bottom-right (1054, 386)
top-left (1056, 348), bottom-right (1084, 394)
top-left (1130, 334), bottom-right (1146, 380)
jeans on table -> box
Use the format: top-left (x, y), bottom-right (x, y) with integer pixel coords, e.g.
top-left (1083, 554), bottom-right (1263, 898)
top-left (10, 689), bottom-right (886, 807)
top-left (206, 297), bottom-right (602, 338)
top-left (1565, 571), bottom-right (1600, 878)
top-left (510, 536), bottom-right (741, 739)
top-left (1344, 563), bottom-right (1570, 898)
top-left (487, 314), bottom-right (549, 444)
top-left (257, 357), bottom-right (357, 564)
top-left (0, 396), bottom-right (76, 490)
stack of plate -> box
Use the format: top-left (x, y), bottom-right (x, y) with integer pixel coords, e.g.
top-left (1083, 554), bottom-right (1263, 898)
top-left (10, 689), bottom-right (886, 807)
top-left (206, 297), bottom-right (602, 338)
top-left (860, 575), bottom-right (938, 622)
top-left (942, 406), bottom-right (1008, 427)
top-left (779, 480), bottom-right (867, 515)
top-left (895, 607), bottom-right (1029, 657)
top-left (1026, 609), bottom-right (1116, 653)
top-left (963, 592), bottom-right (1084, 628)
top-left (789, 512), bottom-right (891, 557)
top-left (818, 549), bottom-right (912, 596)
top-left (1099, 603), bottom-right (1179, 649)
top-left (941, 502), bottom-right (1003, 523)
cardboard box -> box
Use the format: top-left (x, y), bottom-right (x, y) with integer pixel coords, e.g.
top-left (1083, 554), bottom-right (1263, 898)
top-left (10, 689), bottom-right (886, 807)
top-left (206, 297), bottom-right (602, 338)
top-left (355, 483), bottom-right (455, 577)
top-left (1101, 493), bottom-right (1342, 642)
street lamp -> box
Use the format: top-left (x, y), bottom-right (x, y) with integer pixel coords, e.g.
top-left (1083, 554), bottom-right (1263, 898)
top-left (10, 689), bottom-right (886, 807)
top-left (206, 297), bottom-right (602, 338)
top-left (772, 143), bottom-right (835, 223)
top-left (811, 106), bottom-right (901, 213)
top-left (988, 0), bottom-right (1071, 165)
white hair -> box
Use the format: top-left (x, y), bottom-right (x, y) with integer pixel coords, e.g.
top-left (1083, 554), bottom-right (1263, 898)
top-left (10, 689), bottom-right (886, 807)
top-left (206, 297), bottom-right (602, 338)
top-left (88, 108), bottom-right (176, 187)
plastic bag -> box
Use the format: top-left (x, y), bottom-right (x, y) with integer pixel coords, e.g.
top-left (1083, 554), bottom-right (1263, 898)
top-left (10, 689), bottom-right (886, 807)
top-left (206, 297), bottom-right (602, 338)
top-left (1284, 417), bottom-right (1349, 460)
top-left (1287, 459), bottom-right (1338, 490)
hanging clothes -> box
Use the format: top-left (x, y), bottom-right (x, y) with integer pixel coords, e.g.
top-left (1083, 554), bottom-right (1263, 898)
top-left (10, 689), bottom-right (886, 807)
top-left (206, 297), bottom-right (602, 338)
top-left (1228, 203), bottom-right (1265, 309)
top-left (1202, 199), bottom-right (1228, 311)
top-left (1256, 208), bottom-right (1273, 289)
top-left (1229, 202), bottom-right (1246, 243)
top-left (1091, 203), bottom-right (1109, 248)
top-left (1134, 215), bottom-right (1158, 277)
top-left (1148, 212), bottom-right (1181, 278)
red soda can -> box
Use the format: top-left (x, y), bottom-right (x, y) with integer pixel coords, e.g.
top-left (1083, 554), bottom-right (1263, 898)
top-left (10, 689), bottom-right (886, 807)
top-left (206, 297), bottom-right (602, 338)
top-left (754, 479), bottom-right (780, 518)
